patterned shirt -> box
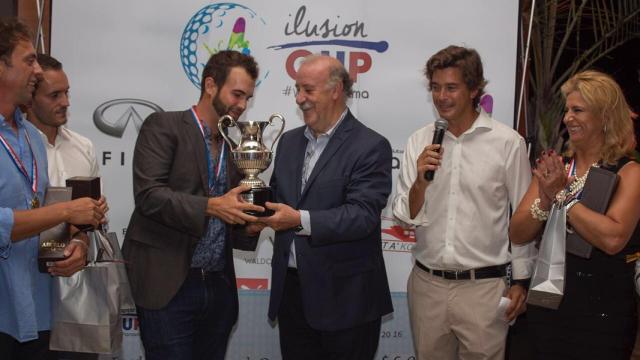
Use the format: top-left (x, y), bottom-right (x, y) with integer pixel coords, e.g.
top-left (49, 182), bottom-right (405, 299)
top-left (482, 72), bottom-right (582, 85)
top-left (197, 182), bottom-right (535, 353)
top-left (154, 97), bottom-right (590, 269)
top-left (191, 122), bottom-right (228, 271)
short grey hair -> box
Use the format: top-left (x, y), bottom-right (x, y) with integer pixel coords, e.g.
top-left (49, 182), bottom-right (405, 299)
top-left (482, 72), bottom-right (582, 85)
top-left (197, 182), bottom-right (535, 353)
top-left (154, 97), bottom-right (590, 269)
top-left (301, 55), bottom-right (353, 98)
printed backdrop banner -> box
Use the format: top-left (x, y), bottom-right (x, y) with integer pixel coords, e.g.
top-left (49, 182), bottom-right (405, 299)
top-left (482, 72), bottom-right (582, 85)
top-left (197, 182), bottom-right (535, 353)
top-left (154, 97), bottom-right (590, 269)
top-left (52, 1), bottom-right (519, 358)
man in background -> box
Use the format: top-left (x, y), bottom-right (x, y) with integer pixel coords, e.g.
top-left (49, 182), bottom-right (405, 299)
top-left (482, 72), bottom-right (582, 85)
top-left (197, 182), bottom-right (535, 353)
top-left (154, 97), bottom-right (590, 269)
top-left (27, 53), bottom-right (102, 360)
top-left (28, 53), bottom-right (99, 185)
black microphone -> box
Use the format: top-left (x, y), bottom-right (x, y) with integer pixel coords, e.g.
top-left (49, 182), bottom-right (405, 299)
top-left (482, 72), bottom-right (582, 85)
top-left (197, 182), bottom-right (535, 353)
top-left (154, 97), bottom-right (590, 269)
top-left (424, 118), bottom-right (448, 181)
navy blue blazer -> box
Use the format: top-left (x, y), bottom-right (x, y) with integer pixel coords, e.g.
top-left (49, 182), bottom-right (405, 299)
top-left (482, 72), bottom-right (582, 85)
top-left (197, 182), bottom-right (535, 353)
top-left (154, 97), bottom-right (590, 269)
top-left (267, 110), bottom-right (393, 331)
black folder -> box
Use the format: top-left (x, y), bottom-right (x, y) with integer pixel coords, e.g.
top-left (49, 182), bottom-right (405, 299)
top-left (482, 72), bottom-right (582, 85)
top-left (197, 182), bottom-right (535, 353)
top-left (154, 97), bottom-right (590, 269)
top-left (566, 167), bottom-right (619, 258)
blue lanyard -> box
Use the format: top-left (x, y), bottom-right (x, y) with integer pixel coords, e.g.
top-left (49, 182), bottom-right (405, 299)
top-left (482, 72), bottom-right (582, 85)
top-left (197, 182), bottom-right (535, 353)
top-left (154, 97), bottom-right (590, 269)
top-left (190, 106), bottom-right (226, 191)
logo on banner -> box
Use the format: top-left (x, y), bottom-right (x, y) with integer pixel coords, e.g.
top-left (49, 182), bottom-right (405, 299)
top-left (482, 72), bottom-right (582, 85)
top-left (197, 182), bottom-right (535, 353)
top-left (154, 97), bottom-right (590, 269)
top-left (381, 216), bottom-right (416, 253)
top-left (93, 99), bottom-right (163, 138)
top-left (479, 93), bottom-right (494, 115)
top-left (122, 315), bottom-right (140, 334)
top-left (180, 4), bottom-right (388, 99)
top-left (236, 278), bottom-right (269, 290)
top-left (271, 5), bottom-right (390, 99)
top-left (180, 3), bottom-right (270, 89)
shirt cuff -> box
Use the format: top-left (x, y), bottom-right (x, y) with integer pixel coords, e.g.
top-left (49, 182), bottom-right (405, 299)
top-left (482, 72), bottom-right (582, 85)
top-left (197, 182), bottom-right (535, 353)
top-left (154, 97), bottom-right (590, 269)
top-left (296, 210), bottom-right (311, 236)
top-left (511, 257), bottom-right (535, 280)
top-left (0, 208), bottom-right (15, 258)
top-left (392, 195), bottom-right (428, 227)
top-left (511, 242), bottom-right (537, 279)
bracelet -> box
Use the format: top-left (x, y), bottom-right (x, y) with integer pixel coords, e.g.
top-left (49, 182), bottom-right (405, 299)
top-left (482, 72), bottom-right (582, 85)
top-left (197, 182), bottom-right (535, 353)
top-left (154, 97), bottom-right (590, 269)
top-left (530, 198), bottom-right (550, 221)
top-left (554, 189), bottom-right (568, 205)
top-left (70, 238), bottom-right (88, 250)
top-left (565, 198), bottom-right (580, 213)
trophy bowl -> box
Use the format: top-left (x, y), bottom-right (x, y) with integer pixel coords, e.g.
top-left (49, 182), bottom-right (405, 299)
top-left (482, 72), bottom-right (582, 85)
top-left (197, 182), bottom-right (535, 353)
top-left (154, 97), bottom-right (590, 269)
top-left (219, 114), bottom-right (285, 216)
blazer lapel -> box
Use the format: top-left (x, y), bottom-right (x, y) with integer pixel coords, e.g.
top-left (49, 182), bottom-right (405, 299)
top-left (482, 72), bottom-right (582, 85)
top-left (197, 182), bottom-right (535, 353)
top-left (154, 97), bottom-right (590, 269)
top-left (182, 110), bottom-right (209, 194)
top-left (289, 130), bottom-right (308, 204)
top-left (299, 112), bottom-right (354, 201)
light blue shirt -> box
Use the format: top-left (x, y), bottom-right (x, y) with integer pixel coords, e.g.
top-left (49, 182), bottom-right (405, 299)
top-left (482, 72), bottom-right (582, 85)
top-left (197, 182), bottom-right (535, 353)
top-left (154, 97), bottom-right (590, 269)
top-left (0, 108), bottom-right (51, 342)
top-left (289, 108), bottom-right (347, 268)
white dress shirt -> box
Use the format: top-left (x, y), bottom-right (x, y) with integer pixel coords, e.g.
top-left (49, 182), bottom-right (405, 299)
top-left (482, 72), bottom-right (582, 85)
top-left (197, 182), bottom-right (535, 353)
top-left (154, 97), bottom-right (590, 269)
top-left (40, 126), bottom-right (99, 187)
top-left (393, 111), bottom-right (536, 279)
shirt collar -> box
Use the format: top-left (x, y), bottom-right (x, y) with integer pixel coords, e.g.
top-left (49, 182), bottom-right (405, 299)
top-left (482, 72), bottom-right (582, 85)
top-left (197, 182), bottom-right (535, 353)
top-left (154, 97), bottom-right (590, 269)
top-left (0, 107), bottom-right (26, 128)
top-left (56, 126), bottom-right (72, 142)
top-left (460, 109), bottom-right (493, 136)
top-left (35, 124), bottom-right (71, 147)
top-left (304, 107), bottom-right (348, 141)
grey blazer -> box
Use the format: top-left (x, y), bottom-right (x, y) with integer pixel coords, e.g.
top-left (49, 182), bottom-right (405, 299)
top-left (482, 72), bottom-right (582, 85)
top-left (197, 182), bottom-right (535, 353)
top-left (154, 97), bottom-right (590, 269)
top-left (122, 109), bottom-right (252, 310)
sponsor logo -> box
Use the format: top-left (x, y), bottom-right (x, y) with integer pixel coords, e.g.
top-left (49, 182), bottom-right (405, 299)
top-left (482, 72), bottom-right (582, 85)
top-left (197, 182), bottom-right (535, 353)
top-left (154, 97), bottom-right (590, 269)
top-left (381, 216), bottom-right (415, 253)
top-left (480, 93), bottom-right (494, 115)
top-left (243, 257), bottom-right (272, 265)
top-left (392, 148), bottom-right (403, 170)
top-left (180, 3), bottom-right (388, 98)
top-left (122, 315), bottom-right (140, 333)
top-left (236, 277), bottom-right (269, 290)
top-left (180, 3), bottom-right (270, 89)
top-left (93, 98), bottom-right (163, 137)
top-left (273, 5), bottom-right (389, 99)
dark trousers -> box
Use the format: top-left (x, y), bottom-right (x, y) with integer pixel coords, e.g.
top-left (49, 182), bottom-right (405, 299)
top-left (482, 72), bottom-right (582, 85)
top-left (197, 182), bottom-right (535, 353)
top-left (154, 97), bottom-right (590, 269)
top-left (278, 269), bottom-right (381, 360)
top-left (136, 269), bottom-right (237, 360)
top-left (0, 331), bottom-right (56, 360)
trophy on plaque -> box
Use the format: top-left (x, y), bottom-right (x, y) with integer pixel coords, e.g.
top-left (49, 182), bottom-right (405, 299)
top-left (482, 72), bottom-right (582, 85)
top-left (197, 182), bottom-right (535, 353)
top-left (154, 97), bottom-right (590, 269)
top-left (38, 187), bottom-right (72, 272)
top-left (66, 176), bottom-right (102, 231)
top-left (219, 114), bottom-right (285, 216)
top-left (38, 176), bottom-right (102, 273)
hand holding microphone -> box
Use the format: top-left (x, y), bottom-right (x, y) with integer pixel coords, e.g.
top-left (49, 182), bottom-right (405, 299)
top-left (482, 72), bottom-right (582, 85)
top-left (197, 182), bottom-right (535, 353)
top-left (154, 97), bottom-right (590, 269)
top-left (423, 118), bottom-right (448, 181)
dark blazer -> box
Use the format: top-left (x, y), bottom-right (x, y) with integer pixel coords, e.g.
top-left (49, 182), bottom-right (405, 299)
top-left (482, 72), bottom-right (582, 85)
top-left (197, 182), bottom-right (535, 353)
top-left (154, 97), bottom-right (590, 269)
top-left (267, 110), bottom-right (393, 331)
top-left (122, 109), bottom-right (249, 310)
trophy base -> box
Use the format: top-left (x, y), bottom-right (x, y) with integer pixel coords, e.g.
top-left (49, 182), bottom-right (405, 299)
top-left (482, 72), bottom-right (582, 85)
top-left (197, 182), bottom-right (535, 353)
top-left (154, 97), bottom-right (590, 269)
top-left (241, 187), bottom-right (274, 217)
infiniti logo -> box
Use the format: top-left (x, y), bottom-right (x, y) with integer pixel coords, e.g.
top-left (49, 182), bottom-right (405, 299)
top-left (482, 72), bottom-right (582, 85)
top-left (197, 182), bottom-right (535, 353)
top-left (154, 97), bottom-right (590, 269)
top-left (93, 99), bottom-right (163, 137)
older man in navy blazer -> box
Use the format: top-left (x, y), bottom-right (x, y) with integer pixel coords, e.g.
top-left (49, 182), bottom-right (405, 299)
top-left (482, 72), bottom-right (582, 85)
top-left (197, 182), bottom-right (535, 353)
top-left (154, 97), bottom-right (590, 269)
top-left (257, 55), bottom-right (393, 359)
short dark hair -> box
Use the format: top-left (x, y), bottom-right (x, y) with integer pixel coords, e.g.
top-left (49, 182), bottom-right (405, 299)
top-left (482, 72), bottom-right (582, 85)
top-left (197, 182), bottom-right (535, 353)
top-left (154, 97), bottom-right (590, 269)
top-left (0, 18), bottom-right (33, 66)
top-left (199, 50), bottom-right (258, 98)
top-left (33, 54), bottom-right (63, 95)
top-left (37, 53), bottom-right (62, 71)
top-left (425, 45), bottom-right (487, 107)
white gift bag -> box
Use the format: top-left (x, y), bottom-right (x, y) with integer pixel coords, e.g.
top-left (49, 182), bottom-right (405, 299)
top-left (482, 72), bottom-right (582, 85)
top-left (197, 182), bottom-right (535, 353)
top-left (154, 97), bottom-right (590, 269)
top-left (527, 204), bottom-right (567, 310)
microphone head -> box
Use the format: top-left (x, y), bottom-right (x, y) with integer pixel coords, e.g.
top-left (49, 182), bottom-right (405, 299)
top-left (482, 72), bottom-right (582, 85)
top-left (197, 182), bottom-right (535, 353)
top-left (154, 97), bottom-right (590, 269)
top-left (434, 118), bottom-right (448, 131)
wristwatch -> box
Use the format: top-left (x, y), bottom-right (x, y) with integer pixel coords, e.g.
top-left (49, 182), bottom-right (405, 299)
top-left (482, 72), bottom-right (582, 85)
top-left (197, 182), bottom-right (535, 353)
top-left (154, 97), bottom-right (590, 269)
top-left (511, 278), bottom-right (531, 289)
top-left (293, 224), bottom-right (304, 232)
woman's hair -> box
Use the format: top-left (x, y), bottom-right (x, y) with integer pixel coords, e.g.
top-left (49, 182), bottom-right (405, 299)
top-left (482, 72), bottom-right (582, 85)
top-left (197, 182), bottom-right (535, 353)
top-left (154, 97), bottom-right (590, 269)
top-left (561, 70), bottom-right (636, 164)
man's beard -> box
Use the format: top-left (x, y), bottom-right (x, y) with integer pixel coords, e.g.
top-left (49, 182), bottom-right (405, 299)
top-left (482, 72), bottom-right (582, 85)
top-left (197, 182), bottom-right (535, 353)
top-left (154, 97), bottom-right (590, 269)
top-left (212, 92), bottom-right (228, 118)
top-left (212, 92), bottom-right (243, 121)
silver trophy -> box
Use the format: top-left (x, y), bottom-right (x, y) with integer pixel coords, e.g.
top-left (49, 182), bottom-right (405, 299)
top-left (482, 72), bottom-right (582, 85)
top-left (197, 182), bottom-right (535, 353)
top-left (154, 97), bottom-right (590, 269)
top-left (219, 114), bottom-right (285, 216)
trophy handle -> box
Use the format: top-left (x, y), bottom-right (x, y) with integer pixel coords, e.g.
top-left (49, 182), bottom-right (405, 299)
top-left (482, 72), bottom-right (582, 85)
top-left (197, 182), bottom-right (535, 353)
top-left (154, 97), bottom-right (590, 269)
top-left (268, 114), bottom-right (286, 152)
top-left (218, 115), bottom-right (238, 149)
